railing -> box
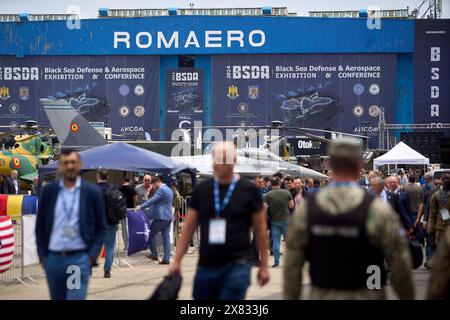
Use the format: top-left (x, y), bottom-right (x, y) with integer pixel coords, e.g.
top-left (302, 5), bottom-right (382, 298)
top-left (0, 216), bottom-right (43, 285)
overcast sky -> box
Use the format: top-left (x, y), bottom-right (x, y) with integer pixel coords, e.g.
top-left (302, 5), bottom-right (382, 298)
top-left (0, 0), bottom-right (448, 18)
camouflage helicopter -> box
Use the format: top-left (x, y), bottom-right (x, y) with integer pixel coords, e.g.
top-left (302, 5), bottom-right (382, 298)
top-left (0, 120), bottom-right (55, 186)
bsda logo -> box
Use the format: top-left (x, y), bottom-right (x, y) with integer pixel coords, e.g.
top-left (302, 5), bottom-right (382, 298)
top-left (172, 72), bottom-right (199, 82)
top-left (228, 66), bottom-right (270, 79)
top-left (0, 67), bottom-right (39, 80)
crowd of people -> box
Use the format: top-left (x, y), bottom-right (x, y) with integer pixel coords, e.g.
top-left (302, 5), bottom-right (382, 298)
top-left (0, 171), bottom-right (40, 195)
top-left (171, 140), bottom-right (449, 300)
top-left (33, 141), bottom-right (449, 300)
top-left (35, 148), bottom-right (184, 299)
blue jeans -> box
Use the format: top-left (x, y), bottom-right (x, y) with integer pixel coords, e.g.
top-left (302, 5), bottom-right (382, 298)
top-left (271, 220), bottom-right (288, 265)
top-left (193, 261), bottom-right (252, 300)
top-left (104, 224), bottom-right (117, 272)
top-left (44, 251), bottom-right (90, 300)
top-left (149, 219), bottom-right (171, 261)
top-left (424, 228), bottom-right (434, 260)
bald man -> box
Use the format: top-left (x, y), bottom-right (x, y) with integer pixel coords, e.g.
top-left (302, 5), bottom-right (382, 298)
top-left (170, 141), bottom-right (269, 300)
top-left (135, 174), bottom-right (153, 205)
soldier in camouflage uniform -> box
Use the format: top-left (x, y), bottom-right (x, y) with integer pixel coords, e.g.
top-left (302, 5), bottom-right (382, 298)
top-left (426, 228), bottom-right (449, 299)
top-left (283, 138), bottom-right (414, 300)
top-left (428, 172), bottom-right (450, 246)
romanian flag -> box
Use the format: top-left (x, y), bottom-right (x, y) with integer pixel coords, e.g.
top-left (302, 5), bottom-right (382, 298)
top-left (0, 195), bottom-right (38, 217)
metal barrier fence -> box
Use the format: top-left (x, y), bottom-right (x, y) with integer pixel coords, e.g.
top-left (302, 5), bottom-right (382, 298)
top-left (1, 196), bottom-right (197, 285)
top-left (178, 196), bottom-right (200, 253)
top-left (0, 216), bottom-right (43, 286)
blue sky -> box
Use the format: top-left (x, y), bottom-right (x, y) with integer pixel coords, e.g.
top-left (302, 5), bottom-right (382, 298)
top-left (0, 0), bottom-right (448, 18)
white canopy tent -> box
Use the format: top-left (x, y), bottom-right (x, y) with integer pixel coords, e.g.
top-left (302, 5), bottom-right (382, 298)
top-left (373, 141), bottom-right (429, 169)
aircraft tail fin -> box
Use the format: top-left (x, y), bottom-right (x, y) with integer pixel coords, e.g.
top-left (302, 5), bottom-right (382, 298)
top-left (40, 98), bottom-right (108, 150)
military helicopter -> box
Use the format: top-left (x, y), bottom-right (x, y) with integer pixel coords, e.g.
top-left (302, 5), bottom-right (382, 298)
top-left (0, 120), bottom-right (55, 185)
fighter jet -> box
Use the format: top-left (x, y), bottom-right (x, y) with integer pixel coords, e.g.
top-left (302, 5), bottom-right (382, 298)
top-left (279, 91), bottom-right (340, 125)
top-left (173, 153), bottom-right (327, 179)
top-left (172, 88), bottom-right (199, 105)
top-left (40, 100), bottom-right (327, 179)
top-left (42, 82), bottom-right (108, 122)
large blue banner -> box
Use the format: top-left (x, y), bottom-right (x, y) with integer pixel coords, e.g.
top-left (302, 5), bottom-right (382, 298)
top-left (211, 54), bottom-right (397, 148)
top-left (166, 68), bottom-right (204, 136)
top-left (0, 56), bottom-right (159, 139)
top-left (414, 20), bottom-right (450, 124)
top-left (0, 17), bottom-right (414, 56)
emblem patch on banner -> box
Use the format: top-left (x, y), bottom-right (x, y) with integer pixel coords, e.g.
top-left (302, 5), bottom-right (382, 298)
top-left (237, 102), bottom-right (249, 114)
top-left (248, 85), bottom-right (259, 100)
top-left (19, 87), bottom-right (29, 101)
top-left (134, 85), bottom-right (144, 96)
top-left (227, 85), bottom-right (239, 100)
top-left (134, 105), bottom-right (145, 117)
top-left (0, 86), bottom-right (10, 101)
top-left (369, 84), bottom-right (380, 95)
top-left (119, 106), bottom-right (130, 117)
top-left (9, 103), bottom-right (19, 114)
top-left (353, 83), bottom-right (364, 96)
top-left (119, 84), bottom-right (130, 97)
top-left (368, 105), bottom-right (381, 117)
top-left (353, 105), bottom-right (364, 117)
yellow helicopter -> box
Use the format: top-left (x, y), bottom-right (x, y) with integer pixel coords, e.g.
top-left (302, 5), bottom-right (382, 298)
top-left (0, 120), bottom-right (55, 187)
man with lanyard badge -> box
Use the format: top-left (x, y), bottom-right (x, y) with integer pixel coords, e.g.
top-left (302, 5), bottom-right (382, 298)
top-left (429, 173), bottom-right (450, 248)
top-left (36, 148), bottom-right (107, 300)
top-left (169, 141), bottom-right (270, 300)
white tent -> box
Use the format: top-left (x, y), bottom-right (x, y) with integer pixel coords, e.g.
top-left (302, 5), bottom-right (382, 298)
top-left (373, 141), bottom-right (429, 169)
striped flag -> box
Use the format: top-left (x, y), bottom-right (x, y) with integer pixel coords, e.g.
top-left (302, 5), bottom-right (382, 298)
top-left (0, 195), bottom-right (38, 217)
top-left (0, 216), bottom-right (14, 273)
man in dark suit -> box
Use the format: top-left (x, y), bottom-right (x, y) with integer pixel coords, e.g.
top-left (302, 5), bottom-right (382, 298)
top-left (386, 191), bottom-right (414, 235)
top-left (2, 170), bottom-right (19, 194)
top-left (36, 148), bottom-right (107, 300)
top-left (369, 176), bottom-right (413, 235)
top-left (385, 176), bottom-right (414, 235)
top-left (385, 175), bottom-right (413, 235)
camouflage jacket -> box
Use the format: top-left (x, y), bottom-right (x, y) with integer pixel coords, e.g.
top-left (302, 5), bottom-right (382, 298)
top-left (429, 190), bottom-right (450, 234)
top-left (283, 186), bottom-right (414, 300)
top-left (426, 229), bottom-right (450, 299)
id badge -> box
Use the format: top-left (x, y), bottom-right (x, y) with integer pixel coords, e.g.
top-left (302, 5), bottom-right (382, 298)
top-left (61, 226), bottom-right (76, 239)
top-left (440, 208), bottom-right (450, 221)
top-left (208, 219), bottom-right (226, 245)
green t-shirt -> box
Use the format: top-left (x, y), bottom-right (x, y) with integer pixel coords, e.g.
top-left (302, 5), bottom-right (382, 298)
top-left (264, 188), bottom-right (293, 221)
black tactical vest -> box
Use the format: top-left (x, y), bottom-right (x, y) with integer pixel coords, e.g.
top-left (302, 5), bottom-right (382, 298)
top-left (306, 191), bottom-right (387, 290)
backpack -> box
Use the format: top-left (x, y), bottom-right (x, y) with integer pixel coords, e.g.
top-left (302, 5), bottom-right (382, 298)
top-left (105, 186), bottom-right (127, 224)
